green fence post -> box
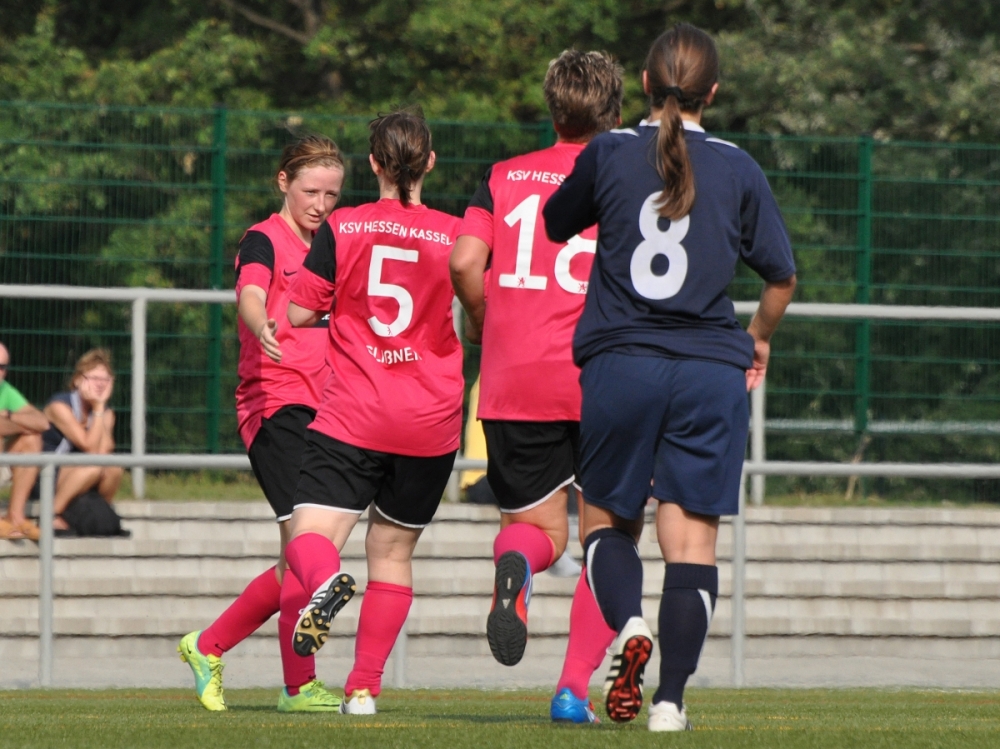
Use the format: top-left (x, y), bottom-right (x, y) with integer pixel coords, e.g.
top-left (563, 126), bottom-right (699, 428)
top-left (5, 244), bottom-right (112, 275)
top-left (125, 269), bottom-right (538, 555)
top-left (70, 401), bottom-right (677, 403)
top-left (539, 121), bottom-right (557, 149)
top-left (854, 136), bottom-right (873, 436)
top-left (207, 105), bottom-right (227, 453)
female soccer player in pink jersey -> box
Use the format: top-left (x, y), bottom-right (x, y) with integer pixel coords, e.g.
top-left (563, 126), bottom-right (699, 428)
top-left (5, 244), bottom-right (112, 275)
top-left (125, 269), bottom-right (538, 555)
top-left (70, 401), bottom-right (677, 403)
top-left (279, 110), bottom-right (464, 715)
top-left (178, 135), bottom-right (346, 713)
top-left (450, 50), bottom-right (623, 724)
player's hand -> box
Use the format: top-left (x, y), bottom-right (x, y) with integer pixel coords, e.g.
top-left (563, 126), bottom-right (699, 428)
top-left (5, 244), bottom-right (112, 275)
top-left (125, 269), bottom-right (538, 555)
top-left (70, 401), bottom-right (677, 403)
top-left (464, 316), bottom-right (483, 346)
top-left (258, 319), bottom-right (282, 362)
top-left (77, 376), bottom-right (96, 405)
top-left (98, 376), bottom-right (114, 410)
top-left (746, 337), bottom-right (770, 391)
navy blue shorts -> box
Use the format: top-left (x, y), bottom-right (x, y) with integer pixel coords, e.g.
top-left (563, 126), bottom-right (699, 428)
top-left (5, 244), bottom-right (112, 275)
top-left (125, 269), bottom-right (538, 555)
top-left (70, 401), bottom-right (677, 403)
top-left (578, 352), bottom-right (749, 520)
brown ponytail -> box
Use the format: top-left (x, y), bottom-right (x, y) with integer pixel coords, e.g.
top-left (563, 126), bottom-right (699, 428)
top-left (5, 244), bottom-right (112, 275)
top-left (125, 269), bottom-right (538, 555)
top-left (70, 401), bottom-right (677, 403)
top-left (369, 110), bottom-right (432, 207)
top-left (644, 23), bottom-right (719, 220)
top-left (276, 134), bottom-right (344, 186)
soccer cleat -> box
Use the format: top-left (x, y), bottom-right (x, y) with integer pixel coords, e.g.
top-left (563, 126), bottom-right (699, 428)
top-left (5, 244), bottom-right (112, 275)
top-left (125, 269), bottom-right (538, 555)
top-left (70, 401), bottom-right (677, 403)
top-left (486, 551), bottom-right (531, 666)
top-left (177, 630), bottom-right (226, 711)
top-left (340, 688), bottom-right (377, 715)
top-left (602, 616), bottom-right (653, 723)
top-left (550, 687), bottom-right (599, 724)
top-left (293, 572), bottom-right (357, 657)
top-left (648, 701), bottom-right (694, 731)
top-left (277, 680), bottom-right (342, 712)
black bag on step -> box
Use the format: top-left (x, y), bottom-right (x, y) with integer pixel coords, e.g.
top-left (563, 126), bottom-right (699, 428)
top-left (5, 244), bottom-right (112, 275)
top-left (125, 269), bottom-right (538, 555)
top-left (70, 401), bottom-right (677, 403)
top-left (61, 491), bottom-right (126, 537)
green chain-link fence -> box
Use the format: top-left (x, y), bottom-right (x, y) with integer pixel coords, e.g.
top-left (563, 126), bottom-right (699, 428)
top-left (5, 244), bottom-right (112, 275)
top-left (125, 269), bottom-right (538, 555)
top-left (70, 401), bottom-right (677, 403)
top-left (1, 102), bottom-right (998, 498)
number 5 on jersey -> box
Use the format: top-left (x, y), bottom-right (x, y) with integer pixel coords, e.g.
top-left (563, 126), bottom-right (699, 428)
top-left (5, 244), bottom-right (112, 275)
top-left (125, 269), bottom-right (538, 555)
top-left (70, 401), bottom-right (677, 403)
top-left (367, 245), bottom-right (418, 337)
top-left (498, 194), bottom-right (594, 294)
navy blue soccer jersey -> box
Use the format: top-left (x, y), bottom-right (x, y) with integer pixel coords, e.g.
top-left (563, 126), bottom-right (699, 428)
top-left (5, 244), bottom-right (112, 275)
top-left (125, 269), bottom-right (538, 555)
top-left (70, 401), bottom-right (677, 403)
top-left (544, 122), bottom-right (795, 370)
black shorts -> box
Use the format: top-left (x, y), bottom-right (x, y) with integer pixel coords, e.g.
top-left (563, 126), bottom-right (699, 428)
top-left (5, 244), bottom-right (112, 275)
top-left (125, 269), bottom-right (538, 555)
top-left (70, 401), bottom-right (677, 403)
top-left (247, 405), bottom-right (316, 522)
top-left (481, 420), bottom-right (580, 513)
top-left (294, 429), bottom-right (457, 528)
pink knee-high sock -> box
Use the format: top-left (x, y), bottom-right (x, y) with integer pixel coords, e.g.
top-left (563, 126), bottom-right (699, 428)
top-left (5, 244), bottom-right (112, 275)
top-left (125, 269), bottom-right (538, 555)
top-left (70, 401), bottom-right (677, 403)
top-left (198, 566), bottom-right (281, 657)
top-left (493, 523), bottom-right (557, 574)
top-left (278, 567), bottom-right (317, 692)
top-left (284, 532), bottom-right (342, 594)
top-left (556, 567), bottom-right (617, 700)
top-left (344, 581), bottom-right (413, 698)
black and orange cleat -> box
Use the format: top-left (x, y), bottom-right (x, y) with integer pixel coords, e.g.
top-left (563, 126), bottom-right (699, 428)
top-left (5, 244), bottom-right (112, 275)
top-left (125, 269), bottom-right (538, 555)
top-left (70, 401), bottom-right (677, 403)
top-left (486, 551), bottom-right (532, 666)
top-left (293, 572), bottom-right (356, 657)
top-left (602, 616), bottom-right (653, 722)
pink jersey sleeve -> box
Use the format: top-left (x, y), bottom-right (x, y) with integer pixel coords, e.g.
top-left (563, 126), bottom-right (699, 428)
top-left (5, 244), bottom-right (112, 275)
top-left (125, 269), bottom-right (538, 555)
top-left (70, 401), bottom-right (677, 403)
top-left (235, 264), bottom-right (273, 298)
top-left (287, 266), bottom-right (334, 313)
top-left (459, 205), bottom-right (494, 249)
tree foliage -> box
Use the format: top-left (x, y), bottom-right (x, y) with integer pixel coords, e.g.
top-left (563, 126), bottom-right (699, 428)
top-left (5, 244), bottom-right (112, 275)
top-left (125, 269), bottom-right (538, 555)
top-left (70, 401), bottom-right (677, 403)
top-left (2, 0), bottom-right (999, 140)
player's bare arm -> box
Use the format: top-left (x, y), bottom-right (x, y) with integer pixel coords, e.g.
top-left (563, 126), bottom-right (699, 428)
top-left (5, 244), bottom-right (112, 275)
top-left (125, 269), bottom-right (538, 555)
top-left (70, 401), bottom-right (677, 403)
top-left (287, 300), bottom-right (324, 328)
top-left (746, 274), bottom-right (796, 391)
top-left (239, 284), bottom-right (282, 363)
top-left (0, 403), bottom-right (48, 436)
top-left (449, 235), bottom-right (490, 344)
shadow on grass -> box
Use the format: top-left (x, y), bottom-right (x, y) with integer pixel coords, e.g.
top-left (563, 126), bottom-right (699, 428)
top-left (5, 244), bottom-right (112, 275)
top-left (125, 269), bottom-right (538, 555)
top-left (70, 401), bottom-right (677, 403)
top-left (425, 714), bottom-right (549, 725)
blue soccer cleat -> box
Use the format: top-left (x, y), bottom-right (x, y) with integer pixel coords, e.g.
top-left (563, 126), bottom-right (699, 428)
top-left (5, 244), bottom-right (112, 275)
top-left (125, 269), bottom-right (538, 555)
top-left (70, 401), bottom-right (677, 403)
top-left (550, 687), bottom-right (599, 724)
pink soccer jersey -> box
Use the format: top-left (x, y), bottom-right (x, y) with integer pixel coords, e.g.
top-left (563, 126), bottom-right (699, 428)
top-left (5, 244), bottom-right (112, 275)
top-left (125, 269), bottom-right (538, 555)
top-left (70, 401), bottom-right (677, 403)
top-left (288, 199), bottom-right (464, 457)
top-left (460, 143), bottom-right (596, 422)
top-left (234, 214), bottom-right (332, 449)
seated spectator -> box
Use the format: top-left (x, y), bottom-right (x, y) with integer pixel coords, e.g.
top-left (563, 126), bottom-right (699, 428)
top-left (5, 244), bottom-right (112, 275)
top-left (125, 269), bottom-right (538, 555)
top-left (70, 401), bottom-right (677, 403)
top-left (40, 349), bottom-right (123, 531)
top-left (0, 341), bottom-right (50, 540)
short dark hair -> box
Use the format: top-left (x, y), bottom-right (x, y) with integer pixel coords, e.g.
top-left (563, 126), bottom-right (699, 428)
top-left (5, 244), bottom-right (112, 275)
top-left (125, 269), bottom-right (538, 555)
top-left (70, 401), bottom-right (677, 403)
top-left (544, 50), bottom-right (624, 142)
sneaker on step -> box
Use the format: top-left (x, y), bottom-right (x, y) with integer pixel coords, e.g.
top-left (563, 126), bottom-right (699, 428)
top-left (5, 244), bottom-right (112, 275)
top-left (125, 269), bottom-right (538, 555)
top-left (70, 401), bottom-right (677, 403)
top-left (293, 572), bottom-right (357, 657)
top-left (486, 551), bottom-right (532, 666)
top-left (177, 630), bottom-right (226, 711)
top-left (602, 616), bottom-right (653, 723)
top-left (340, 688), bottom-right (377, 715)
top-left (277, 679), bottom-right (341, 712)
top-left (648, 700), bottom-right (693, 731)
top-left (550, 687), bottom-right (599, 724)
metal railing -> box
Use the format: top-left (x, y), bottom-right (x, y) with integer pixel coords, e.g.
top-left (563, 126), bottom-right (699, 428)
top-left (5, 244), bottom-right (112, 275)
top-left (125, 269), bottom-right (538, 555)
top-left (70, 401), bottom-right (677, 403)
top-left (7, 451), bottom-right (1000, 689)
top-left (3, 286), bottom-right (1000, 688)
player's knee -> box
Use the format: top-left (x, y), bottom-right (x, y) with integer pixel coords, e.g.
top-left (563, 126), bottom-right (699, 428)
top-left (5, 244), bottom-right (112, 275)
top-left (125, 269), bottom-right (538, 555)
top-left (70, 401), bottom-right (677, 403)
top-left (543, 524), bottom-right (569, 558)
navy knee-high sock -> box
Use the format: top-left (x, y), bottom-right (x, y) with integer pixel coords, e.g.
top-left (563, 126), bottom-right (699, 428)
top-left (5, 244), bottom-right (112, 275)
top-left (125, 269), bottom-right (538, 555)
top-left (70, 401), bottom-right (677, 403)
top-left (583, 528), bottom-right (644, 633)
top-left (653, 563), bottom-right (718, 708)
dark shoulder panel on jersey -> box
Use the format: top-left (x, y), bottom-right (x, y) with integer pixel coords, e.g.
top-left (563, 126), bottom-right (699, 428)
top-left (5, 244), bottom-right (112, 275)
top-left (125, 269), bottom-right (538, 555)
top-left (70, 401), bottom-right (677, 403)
top-left (235, 230), bottom-right (275, 282)
top-left (467, 166), bottom-right (495, 213)
top-left (544, 130), bottom-right (634, 243)
top-left (303, 220), bottom-right (337, 284)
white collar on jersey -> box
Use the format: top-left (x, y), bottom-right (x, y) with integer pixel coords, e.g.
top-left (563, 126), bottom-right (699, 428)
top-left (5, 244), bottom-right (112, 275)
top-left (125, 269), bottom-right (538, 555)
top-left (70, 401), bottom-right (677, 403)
top-left (638, 118), bottom-right (705, 133)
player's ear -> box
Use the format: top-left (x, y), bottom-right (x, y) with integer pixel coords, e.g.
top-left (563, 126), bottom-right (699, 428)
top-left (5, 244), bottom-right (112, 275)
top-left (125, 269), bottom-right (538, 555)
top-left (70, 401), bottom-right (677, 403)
top-left (642, 69), bottom-right (651, 96)
top-left (368, 154), bottom-right (383, 177)
top-left (425, 151), bottom-right (437, 174)
top-left (276, 170), bottom-right (289, 195)
top-left (704, 82), bottom-right (719, 107)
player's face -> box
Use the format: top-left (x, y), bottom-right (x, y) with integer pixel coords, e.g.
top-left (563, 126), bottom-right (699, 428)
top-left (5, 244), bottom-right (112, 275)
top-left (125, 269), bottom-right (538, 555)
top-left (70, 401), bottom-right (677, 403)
top-left (280, 165), bottom-right (345, 234)
top-left (77, 365), bottom-right (113, 401)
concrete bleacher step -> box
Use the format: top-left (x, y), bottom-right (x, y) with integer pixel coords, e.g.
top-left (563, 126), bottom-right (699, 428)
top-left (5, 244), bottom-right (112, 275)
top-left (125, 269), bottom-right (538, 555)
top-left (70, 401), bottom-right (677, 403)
top-left (6, 501), bottom-right (1000, 688)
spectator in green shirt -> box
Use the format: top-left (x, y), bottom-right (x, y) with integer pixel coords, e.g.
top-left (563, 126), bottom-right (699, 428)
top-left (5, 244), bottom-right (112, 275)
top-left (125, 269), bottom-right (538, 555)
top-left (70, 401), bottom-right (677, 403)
top-left (1, 341), bottom-right (50, 541)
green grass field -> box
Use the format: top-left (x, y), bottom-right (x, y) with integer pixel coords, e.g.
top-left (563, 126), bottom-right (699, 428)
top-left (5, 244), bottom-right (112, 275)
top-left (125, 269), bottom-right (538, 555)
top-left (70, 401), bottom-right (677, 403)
top-left (2, 688), bottom-right (999, 748)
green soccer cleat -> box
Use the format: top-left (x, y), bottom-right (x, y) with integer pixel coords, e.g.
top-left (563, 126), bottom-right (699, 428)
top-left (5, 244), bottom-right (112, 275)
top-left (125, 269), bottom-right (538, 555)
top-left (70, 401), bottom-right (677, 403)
top-left (277, 680), bottom-right (343, 712)
top-left (177, 630), bottom-right (226, 711)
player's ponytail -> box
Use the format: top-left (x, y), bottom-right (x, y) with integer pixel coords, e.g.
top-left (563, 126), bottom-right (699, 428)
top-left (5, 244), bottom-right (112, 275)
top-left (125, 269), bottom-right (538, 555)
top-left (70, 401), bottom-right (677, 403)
top-left (369, 110), bottom-right (432, 207)
top-left (644, 23), bottom-right (719, 220)
top-left (276, 134), bottom-right (344, 186)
